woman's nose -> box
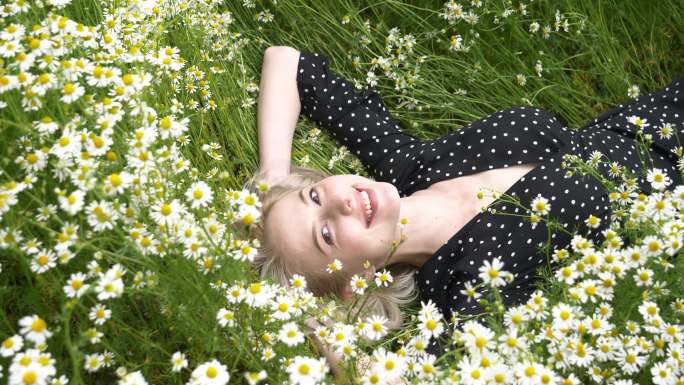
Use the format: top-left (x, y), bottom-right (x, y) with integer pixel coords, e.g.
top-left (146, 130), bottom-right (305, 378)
top-left (327, 192), bottom-right (353, 216)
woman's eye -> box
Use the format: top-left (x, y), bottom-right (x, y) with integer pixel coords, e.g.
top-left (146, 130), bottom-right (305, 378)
top-left (309, 188), bottom-right (320, 205)
top-left (321, 226), bottom-right (333, 245)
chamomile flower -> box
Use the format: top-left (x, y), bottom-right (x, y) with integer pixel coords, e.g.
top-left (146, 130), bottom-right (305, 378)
top-left (460, 281), bottom-right (482, 303)
top-left (647, 168), bottom-right (672, 191)
top-left (531, 194), bottom-right (551, 215)
top-left (189, 359), bottom-right (230, 385)
top-left (171, 351), bottom-right (188, 372)
top-left (64, 272), bottom-right (89, 298)
top-left (278, 322), bottom-right (305, 347)
top-left (633, 267), bottom-right (654, 287)
top-left (658, 122), bottom-right (675, 140)
top-left (95, 274), bottom-right (124, 301)
top-left (289, 274), bottom-right (308, 292)
top-left (103, 172), bottom-right (132, 195)
top-left (120, 371), bottom-right (148, 385)
top-left (19, 314), bottom-right (53, 345)
top-left (216, 308), bottom-right (235, 327)
top-left (58, 189), bottom-right (86, 216)
top-left (150, 199), bottom-right (184, 227)
top-left (286, 356), bottom-right (328, 385)
top-left (372, 348), bottom-right (407, 380)
top-left (30, 248), bottom-right (57, 274)
top-left (185, 181), bottom-right (213, 209)
top-left (88, 304), bottom-right (111, 326)
top-left (478, 257), bottom-right (510, 288)
top-left (61, 82), bottom-right (85, 103)
top-left (585, 214), bottom-right (601, 229)
top-left (270, 295), bottom-right (296, 321)
top-left (627, 84), bottom-right (640, 98)
top-left (1, 335), bottom-right (23, 357)
top-left (244, 370), bottom-right (267, 385)
top-left (350, 275), bottom-right (368, 295)
top-left (374, 269), bottom-right (393, 287)
top-left (627, 115), bottom-right (650, 129)
top-left (364, 315), bottom-right (389, 341)
top-left (326, 259), bottom-right (343, 274)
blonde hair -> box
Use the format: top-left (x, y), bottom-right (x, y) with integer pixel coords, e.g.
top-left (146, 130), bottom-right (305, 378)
top-left (245, 165), bottom-right (418, 330)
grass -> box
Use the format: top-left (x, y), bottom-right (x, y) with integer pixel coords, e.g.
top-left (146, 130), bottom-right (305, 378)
top-left (0, 0), bottom-right (683, 384)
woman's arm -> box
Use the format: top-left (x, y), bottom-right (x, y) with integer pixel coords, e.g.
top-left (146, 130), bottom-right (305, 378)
top-left (256, 46), bottom-right (301, 184)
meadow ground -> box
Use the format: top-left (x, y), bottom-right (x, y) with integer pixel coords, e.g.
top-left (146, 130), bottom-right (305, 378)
top-left (1, 1), bottom-right (684, 385)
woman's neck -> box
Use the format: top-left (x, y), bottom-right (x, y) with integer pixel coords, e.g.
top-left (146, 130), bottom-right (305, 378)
top-left (387, 179), bottom-right (480, 268)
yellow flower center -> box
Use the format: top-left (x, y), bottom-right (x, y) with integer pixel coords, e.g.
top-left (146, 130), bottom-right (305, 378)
top-left (31, 318), bottom-right (46, 332)
top-left (206, 366), bottom-right (217, 378)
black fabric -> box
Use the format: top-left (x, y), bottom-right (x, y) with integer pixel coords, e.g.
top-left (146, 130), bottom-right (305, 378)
top-left (296, 51), bottom-right (684, 357)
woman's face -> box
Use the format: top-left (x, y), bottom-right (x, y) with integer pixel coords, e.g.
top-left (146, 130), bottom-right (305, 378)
top-left (265, 174), bottom-right (402, 278)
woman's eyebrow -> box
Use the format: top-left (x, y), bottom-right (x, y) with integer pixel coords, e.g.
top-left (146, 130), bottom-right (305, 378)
top-left (298, 188), bottom-right (326, 257)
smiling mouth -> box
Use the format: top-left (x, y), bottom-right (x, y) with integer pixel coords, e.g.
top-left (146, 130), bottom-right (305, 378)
top-left (355, 187), bottom-right (376, 228)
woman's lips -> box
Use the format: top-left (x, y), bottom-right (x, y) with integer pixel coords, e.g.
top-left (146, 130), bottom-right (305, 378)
top-left (355, 186), bottom-right (377, 228)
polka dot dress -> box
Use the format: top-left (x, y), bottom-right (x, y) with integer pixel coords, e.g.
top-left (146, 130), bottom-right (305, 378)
top-left (296, 51), bottom-right (684, 357)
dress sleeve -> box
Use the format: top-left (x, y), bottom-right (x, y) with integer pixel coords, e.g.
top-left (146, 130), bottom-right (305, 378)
top-left (296, 51), bottom-right (422, 189)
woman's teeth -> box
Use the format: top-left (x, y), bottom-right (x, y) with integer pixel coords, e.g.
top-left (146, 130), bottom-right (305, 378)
top-left (360, 190), bottom-right (373, 223)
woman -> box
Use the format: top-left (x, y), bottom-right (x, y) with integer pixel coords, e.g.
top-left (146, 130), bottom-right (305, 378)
top-left (250, 45), bottom-right (684, 358)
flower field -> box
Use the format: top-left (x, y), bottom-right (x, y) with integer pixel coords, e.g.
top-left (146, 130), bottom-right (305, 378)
top-left (1, 0), bottom-right (684, 385)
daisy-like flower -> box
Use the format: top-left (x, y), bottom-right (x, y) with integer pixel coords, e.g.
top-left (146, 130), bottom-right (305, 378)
top-left (64, 272), bottom-right (89, 298)
top-left (88, 304), bottom-right (111, 326)
top-left (244, 370), bottom-right (267, 385)
top-left (289, 274), bottom-right (308, 292)
top-left (156, 115), bottom-right (189, 140)
top-left (458, 354), bottom-right (488, 385)
top-left (326, 259), bottom-right (343, 274)
top-left (364, 315), bottom-right (389, 341)
top-left (418, 311), bottom-right (444, 340)
top-left (498, 328), bottom-right (528, 358)
top-left (120, 371), bottom-right (148, 385)
top-left (103, 171), bottom-right (132, 195)
top-left (58, 189), bottom-right (85, 216)
top-left (531, 194), bottom-right (551, 215)
top-left (638, 300), bottom-right (661, 321)
top-left (244, 281), bottom-right (273, 308)
top-left (516, 73), bottom-right (527, 86)
top-left (30, 248), bottom-right (57, 274)
top-left (186, 181), bottom-right (213, 209)
top-left (658, 122), bottom-right (674, 140)
top-left (35, 204), bottom-right (57, 221)
top-left (1, 335), bottom-right (23, 357)
top-left (642, 235), bottom-right (664, 257)
top-left (86, 200), bottom-right (116, 232)
top-left (374, 269), bottom-right (393, 287)
top-left (83, 352), bottom-right (104, 372)
top-left (514, 360), bottom-right (547, 385)
top-left (647, 168), bottom-right (672, 191)
top-left (95, 274), bottom-right (124, 301)
top-left (585, 214), bottom-right (601, 229)
top-left (478, 257), bottom-right (510, 288)
top-left (461, 320), bottom-right (496, 354)
top-left (271, 295), bottom-right (295, 321)
top-left (627, 115), bottom-right (650, 129)
top-left (286, 356), bottom-right (328, 385)
top-left (633, 267), bottom-right (654, 287)
top-left (18, 314), bottom-right (53, 345)
top-left (372, 348), bottom-right (407, 381)
top-left (236, 205), bottom-right (261, 227)
top-left (171, 351), bottom-right (188, 372)
top-left (61, 82), bottom-right (85, 104)
top-left (278, 321), bottom-right (305, 347)
top-left (150, 199), bottom-right (184, 227)
top-left (459, 281), bottom-right (482, 303)
top-left (350, 275), bottom-right (368, 295)
top-left (627, 84), bottom-right (640, 98)
top-left (188, 359), bottom-right (230, 385)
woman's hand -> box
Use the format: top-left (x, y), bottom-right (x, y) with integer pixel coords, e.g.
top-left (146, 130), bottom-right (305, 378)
top-left (303, 317), bottom-right (347, 383)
